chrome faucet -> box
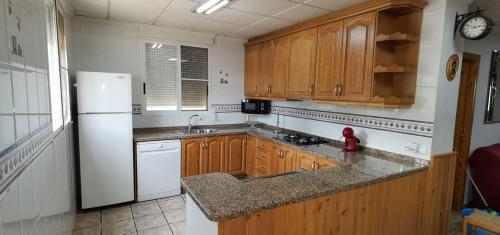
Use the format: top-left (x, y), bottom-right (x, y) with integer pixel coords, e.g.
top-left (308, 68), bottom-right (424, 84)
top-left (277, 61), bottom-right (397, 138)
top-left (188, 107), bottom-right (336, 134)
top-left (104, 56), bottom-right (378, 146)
top-left (188, 115), bottom-right (200, 134)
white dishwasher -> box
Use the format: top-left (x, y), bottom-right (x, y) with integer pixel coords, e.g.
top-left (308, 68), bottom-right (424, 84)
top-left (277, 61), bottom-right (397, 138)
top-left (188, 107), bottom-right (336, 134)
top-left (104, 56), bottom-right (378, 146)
top-left (136, 140), bottom-right (181, 201)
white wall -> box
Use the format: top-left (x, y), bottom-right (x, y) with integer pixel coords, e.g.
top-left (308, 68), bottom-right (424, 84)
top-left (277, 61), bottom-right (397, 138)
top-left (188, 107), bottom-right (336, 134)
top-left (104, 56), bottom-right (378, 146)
top-left (71, 17), bottom-right (248, 128)
top-left (430, 0), bottom-right (469, 154)
top-left (464, 27), bottom-right (500, 153)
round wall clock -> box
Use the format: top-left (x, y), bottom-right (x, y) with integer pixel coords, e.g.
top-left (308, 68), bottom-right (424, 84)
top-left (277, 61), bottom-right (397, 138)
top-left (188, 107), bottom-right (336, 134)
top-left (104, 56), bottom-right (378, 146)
top-left (446, 54), bottom-right (460, 81)
top-left (459, 15), bottom-right (493, 40)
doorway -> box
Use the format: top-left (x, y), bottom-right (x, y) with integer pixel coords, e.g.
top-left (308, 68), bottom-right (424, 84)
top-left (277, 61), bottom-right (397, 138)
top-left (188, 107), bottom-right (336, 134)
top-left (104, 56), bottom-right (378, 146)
top-left (452, 52), bottom-right (481, 210)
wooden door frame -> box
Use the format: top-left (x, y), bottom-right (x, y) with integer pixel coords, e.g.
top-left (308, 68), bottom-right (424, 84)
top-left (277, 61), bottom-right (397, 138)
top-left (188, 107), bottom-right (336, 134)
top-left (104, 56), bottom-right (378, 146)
top-left (451, 52), bottom-right (481, 209)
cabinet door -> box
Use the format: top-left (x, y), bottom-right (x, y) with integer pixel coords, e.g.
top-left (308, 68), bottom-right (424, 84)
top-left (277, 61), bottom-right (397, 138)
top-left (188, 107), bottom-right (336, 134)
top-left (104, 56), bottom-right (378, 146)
top-left (296, 151), bottom-right (317, 171)
top-left (288, 28), bottom-right (318, 99)
top-left (316, 157), bottom-right (340, 170)
top-left (271, 36), bottom-right (289, 98)
top-left (245, 45), bottom-right (260, 97)
top-left (245, 135), bottom-right (256, 176)
top-left (204, 137), bottom-right (225, 174)
top-left (341, 12), bottom-right (375, 102)
top-left (182, 138), bottom-right (204, 177)
top-left (271, 144), bottom-right (283, 175)
top-left (225, 135), bottom-right (246, 175)
top-left (282, 146), bottom-right (297, 173)
top-left (259, 41), bottom-right (273, 96)
top-left (315, 21), bottom-right (344, 101)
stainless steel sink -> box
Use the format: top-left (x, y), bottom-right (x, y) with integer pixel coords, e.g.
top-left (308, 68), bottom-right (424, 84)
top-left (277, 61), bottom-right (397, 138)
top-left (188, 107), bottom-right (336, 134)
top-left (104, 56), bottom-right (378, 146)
top-left (184, 129), bottom-right (218, 134)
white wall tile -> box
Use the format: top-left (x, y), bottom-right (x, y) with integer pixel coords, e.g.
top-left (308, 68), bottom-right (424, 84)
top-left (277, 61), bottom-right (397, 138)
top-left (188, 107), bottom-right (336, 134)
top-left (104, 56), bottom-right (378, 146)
top-left (15, 115), bottom-right (29, 141)
top-left (0, 64), bottom-right (13, 114)
top-left (12, 69), bottom-right (28, 113)
top-left (0, 116), bottom-right (15, 152)
top-left (0, 0), bottom-right (9, 64)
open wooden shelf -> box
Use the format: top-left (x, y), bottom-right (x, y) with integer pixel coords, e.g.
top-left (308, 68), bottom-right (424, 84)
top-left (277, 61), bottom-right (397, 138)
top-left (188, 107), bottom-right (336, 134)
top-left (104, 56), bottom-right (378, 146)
top-left (376, 32), bottom-right (419, 43)
top-left (374, 64), bottom-right (416, 73)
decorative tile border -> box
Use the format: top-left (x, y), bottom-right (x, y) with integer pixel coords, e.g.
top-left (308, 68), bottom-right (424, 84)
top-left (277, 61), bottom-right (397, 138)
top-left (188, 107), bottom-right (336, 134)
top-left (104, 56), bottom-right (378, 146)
top-left (212, 104), bottom-right (241, 113)
top-left (0, 124), bottom-right (53, 192)
top-left (160, 103), bottom-right (434, 137)
top-left (272, 106), bottom-right (434, 138)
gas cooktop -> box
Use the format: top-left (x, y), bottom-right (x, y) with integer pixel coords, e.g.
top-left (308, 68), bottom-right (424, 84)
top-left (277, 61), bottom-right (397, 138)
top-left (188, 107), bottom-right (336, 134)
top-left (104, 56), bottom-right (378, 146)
top-left (275, 132), bottom-right (327, 146)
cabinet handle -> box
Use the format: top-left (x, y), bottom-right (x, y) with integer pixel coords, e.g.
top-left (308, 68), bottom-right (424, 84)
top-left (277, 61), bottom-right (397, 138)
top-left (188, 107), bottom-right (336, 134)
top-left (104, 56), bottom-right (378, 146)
top-left (311, 162), bottom-right (315, 170)
top-left (244, 138), bottom-right (247, 145)
top-left (268, 85), bottom-right (272, 93)
top-left (309, 85), bottom-right (314, 94)
top-left (335, 84), bottom-right (339, 96)
top-left (339, 84), bottom-right (343, 96)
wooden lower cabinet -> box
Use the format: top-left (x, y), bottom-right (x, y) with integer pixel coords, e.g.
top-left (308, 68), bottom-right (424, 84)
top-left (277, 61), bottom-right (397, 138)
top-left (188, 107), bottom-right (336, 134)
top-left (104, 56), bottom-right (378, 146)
top-left (182, 137), bottom-right (224, 177)
top-left (183, 135), bottom-right (340, 178)
top-left (316, 156), bottom-right (340, 170)
top-left (225, 135), bottom-right (246, 175)
top-left (204, 136), bottom-right (225, 174)
top-left (296, 150), bottom-right (339, 171)
top-left (181, 138), bottom-right (204, 177)
top-left (272, 146), bottom-right (297, 175)
top-left (245, 135), bottom-right (256, 177)
top-left (296, 151), bottom-right (317, 171)
top-left (254, 138), bottom-right (274, 177)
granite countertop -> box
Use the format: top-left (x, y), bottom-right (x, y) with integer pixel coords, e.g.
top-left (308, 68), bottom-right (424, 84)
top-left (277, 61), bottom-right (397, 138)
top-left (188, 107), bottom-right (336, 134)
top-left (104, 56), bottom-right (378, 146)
top-left (134, 124), bottom-right (428, 222)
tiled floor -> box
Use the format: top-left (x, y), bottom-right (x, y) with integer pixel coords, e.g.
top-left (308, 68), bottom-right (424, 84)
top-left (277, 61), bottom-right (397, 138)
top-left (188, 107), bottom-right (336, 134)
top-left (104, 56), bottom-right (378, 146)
top-left (73, 194), bottom-right (186, 235)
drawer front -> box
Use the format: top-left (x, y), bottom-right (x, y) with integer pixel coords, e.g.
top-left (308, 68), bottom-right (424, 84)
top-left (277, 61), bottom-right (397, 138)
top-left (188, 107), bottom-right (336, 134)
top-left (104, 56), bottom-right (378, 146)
top-left (254, 157), bottom-right (271, 175)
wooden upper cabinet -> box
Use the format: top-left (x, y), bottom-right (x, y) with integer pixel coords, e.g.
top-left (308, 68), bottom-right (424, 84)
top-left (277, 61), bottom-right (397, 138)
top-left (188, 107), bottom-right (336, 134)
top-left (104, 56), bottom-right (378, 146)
top-left (244, 45), bottom-right (260, 97)
top-left (204, 137), bottom-right (225, 174)
top-left (182, 138), bottom-right (204, 177)
top-left (340, 12), bottom-right (375, 102)
top-left (314, 21), bottom-right (344, 101)
top-left (225, 135), bottom-right (246, 175)
top-left (287, 28), bottom-right (318, 99)
top-left (259, 40), bottom-right (274, 97)
top-left (259, 37), bottom-right (289, 98)
top-left (271, 36), bottom-right (289, 98)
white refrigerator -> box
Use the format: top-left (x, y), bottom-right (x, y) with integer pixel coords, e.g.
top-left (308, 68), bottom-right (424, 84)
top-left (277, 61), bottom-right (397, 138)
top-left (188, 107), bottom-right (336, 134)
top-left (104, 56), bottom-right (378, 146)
top-left (77, 71), bottom-right (134, 209)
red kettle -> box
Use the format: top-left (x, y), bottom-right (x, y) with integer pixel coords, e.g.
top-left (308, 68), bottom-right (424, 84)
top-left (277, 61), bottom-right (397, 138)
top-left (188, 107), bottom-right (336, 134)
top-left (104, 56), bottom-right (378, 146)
top-left (341, 127), bottom-right (359, 152)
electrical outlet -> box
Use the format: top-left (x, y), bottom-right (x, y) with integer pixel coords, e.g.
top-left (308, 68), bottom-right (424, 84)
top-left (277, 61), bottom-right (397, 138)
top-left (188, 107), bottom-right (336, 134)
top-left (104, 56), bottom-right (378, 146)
top-left (404, 142), bottom-right (419, 153)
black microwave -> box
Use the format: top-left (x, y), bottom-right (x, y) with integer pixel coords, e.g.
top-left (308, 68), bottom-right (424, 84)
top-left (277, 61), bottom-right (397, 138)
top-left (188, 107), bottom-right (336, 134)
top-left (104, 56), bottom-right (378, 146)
top-left (241, 99), bottom-right (271, 114)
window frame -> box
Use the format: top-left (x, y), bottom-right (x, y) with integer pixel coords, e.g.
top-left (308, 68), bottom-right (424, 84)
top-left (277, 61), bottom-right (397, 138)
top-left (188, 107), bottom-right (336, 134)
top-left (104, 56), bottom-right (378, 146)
top-left (140, 38), bottom-right (211, 115)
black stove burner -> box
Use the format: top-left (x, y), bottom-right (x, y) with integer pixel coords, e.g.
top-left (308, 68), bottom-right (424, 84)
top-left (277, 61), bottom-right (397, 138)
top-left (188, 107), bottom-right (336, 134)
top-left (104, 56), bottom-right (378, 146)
top-left (281, 132), bottom-right (324, 146)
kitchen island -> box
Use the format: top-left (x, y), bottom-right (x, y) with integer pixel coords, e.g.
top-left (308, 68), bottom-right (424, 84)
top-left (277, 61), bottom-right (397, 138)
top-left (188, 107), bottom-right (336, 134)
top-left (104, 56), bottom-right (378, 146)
top-left (182, 154), bottom-right (428, 235)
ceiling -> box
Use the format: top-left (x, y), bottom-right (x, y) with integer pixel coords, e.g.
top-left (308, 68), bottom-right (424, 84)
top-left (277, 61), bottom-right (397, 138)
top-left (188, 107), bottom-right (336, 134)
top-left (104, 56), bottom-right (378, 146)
top-left (470, 0), bottom-right (500, 26)
top-left (72, 0), bottom-right (366, 39)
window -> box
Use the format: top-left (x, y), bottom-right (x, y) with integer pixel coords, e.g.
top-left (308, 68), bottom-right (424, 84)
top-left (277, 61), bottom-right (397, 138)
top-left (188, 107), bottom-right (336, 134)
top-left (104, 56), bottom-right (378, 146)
top-left (143, 40), bottom-right (209, 111)
top-left (44, 0), bottom-right (63, 131)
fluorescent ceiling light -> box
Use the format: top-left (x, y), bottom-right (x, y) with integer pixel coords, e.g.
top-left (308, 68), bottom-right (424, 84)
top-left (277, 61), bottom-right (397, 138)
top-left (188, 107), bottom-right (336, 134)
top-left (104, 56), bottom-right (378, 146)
top-left (168, 58), bottom-right (178, 61)
top-left (193, 0), bottom-right (231, 14)
top-left (204, 0), bottom-right (229, 14)
top-left (151, 43), bottom-right (158, 48)
top-left (157, 44), bottom-right (162, 49)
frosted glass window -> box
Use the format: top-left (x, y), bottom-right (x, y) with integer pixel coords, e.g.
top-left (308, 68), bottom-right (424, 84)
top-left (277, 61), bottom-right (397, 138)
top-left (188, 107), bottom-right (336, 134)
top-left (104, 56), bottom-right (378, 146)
top-left (181, 46), bottom-right (208, 111)
top-left (143, 42), bottom-right (209, 111)
top-left (144, 42), bottom-right (178, 111)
